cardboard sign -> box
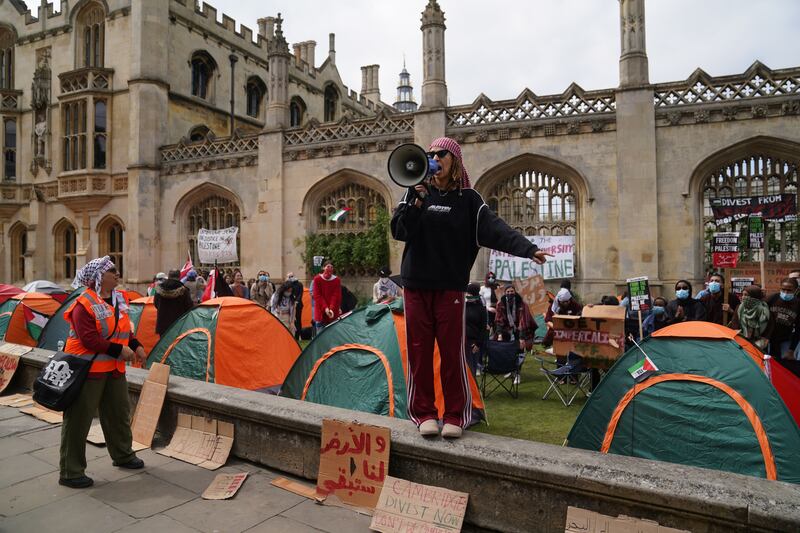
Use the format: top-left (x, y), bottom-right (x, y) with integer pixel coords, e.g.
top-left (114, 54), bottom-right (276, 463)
top-left (19, 404), bottom-right (62, 424)
top-left (712, 232), bottom-right (740, 268)
top-left (748, 215), bottom-right (764, 249)
top-left (197, 226), bottom-right (239, 264)
top-left (0, 353), bottom-right (20, 394)
top-left (0, 342), bottom-right (32, 357)
top-left (370, 476), bottom-right (469, 533)
top-left (731, 277), bottom-right (755, 296)
top-left (86, 421), bottom-right (146, 450)
top-left (513, 274), bottom-right (549, 317)
top-left (552, 306), bottom-right (625, 365)
top-left (0, 393), bottom-right (34, 407)
top-left (131, 363), bottom-right (170, 448)
top-left (728, 262), bottom-right (800, 292)
top-left (271, 477), bottom-right (319, 500)
top-left (158, 413), bottom-right (234, 470)
top-left (565, 506), bottom-right (689, 533)
top-left (202, 472), bottom-right (248, 500)
top-left (317, 419), bottom-right (390, 510)
top-left (490, 235), bottom-right (575, 281)
top-left (710, 193), bottom-right (797, 224)
top-left (626, 277), bottom-right (651, 312)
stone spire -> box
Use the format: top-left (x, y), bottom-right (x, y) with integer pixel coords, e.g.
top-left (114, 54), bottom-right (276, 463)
top-left (619, 0), bottom-right (649, 87)
top-left (420, 0), bottom-right (447, 109)
top-left (266, 13), bottom-right (291, 129)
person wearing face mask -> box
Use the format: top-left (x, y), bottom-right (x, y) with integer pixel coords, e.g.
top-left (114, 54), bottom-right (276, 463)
top-left (312, 261), bottom-right (342, 333)
top-left (642, 296), bottom-right (669, 336)
top-left (270, 281), bottom-right (298, 335)
top-left (250, 270), bottom-right (274, 308)
top-left (699, 273), bottom-right (740, 326)
top-left (764, 278), bottom-right (800, 360)
top-left (285, 272), bottom-right (304, 341)
top-left (732, 285), bottom-right (772, 351)
top-left (543, 288), bottom-right (583, 346)
top-left (480, 272), bottom-right (498, 335)
top-left (665, 280), bottom-right (706, 324)
top-left (373, 266), bottom-right (400, 303)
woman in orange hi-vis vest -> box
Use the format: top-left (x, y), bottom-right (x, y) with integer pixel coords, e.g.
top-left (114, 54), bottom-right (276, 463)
top-left (58, 256), bottom-right (147, 489)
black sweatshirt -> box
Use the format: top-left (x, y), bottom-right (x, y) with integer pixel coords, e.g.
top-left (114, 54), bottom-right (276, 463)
top-left (391, 186), bottom-right (538, 291)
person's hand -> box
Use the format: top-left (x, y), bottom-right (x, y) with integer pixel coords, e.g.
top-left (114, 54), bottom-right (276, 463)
top-left (531, 250), bottom-right (553, 265)
top-left (722, 303), bottom-right (730, 312)
top-left (325, 308), bottom-right (334, 319)
top-left (135, 346), bottom-right (147, 365)
top-left (120, 345), bottom-right (135, 362)
top-left (546, 321), bottom-right (554, 329)
top-left (675, 306), bottom-right (685, 319)
top-left (471, 344), bottom-right (479, 354)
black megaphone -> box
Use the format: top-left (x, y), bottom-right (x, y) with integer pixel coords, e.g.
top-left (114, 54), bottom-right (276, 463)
top-left (387, 143), bottom-right (441, 188)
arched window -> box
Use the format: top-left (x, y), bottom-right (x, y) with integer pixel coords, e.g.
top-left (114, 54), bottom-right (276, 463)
top-left (290, 97), bottom-right (306, 127)
top-left (702, 154), bottom-right (798, 264)
top-left (186, 194), bottom-right (241, 267)
top-left (188, 125), bottom-right (211, 143)
top-left (190, 51), bottom-right (216, 100)
top-left (245, 76), bottom-right (266, 119)
top-left (3, 118), bottom-right (16, 180)
top-left (0, 27), bottom-right (14, 90)
top-left (315, 182), bottom-right (387, 234)
top-left (54, 219), bottom-right (78, 281)
top-left (98, 217), bottom-right (123, 276)
top-left (9, 222), bottom-right (26, 283)
top-left (485, 168), bottom-right (578, 236)
top-left (93, 99), bottom-right (107, 169)
top-left (324, 85), bottom-right (338, 122)
top-left (76, 2), bottom-right (105, 68)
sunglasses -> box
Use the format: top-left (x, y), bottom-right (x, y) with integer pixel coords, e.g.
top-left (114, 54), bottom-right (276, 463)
top-left (426, 149), bottom-right (450, 159)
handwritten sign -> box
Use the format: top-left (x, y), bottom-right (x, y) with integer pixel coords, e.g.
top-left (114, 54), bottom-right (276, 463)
top-left (626, 276), bottom-right (651, 312)
top-left (202, 472), bottom-right (248, 500)
top-left (197, 227), bottom-right (239, 264)
top-left (712, 232), bottom-right (740, 268)
top-left (371, 476), bottom-right (469, 533)
top-left (317, 419), bottom-right (390, 510)
top-left (490, 235), bottom-right (575, 281)
top-left (553, 305), bottom-right (625, 366)
top-left (728, 262), bottom-right (799, 292)
top-left (565, 506), bottom-right (689, 533)
top-left (513, 274), bottom-right (549, 317)
top-left (0, 352), bottom-right (20, 394)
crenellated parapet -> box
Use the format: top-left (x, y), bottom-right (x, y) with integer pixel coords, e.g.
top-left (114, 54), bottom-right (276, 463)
top-left (170, 0), bottom-right (267, 55)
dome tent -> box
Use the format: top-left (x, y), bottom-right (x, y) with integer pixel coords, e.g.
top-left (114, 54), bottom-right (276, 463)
top-left (0, 292), bottom-right (61, 347)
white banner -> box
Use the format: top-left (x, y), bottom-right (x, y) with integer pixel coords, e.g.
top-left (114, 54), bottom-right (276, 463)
top-left (197, 227), bottom-right (239, 264)
top-left (489, 235), bottom-right (575, 281)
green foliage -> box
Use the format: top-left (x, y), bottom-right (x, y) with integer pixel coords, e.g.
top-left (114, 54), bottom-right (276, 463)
top-left (302, 209), bottom-right (390, 273)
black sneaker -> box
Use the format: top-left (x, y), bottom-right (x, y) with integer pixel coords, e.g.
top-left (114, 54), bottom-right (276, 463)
top-left (113, 457), bottom-right (145, 469)
top-left (59, 476), bottom-right (94, 488)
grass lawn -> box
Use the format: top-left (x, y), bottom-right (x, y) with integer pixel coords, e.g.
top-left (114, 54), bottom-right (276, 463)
top-left (470, 352), bottom-right (586, 446)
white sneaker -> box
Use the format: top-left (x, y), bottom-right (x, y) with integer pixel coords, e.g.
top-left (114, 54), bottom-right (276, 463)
top-left (475, 369), bottom-right (481, 377)
top-left (513, 375), bottom-right (521, 385)
top-left (418, 419), bottom-right (439, 436)
top-left (441, 423), bottom-right (463, 439)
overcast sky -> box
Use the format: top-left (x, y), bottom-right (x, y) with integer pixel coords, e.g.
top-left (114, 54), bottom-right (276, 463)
top-left (219, 0), bottom-right (799, 106)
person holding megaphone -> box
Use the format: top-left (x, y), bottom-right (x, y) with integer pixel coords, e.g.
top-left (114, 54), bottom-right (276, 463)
top-left (390, 137), bottom-right (551, 439)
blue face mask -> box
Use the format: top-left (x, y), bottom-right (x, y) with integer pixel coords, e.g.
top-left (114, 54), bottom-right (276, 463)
top-left (676, 289), bottom-right (690, 300)
top-left (653, 306), bottom-right (666, 316)
top-left (259, 275), bottom-right (268, 282)
top-left (780, 291), bottom-right (795, 302)
top-left (708, 281), bottom-right (721, 294)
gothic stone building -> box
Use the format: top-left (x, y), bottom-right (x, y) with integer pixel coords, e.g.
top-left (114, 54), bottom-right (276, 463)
top-left (0, 0), bottom-right (798, 300)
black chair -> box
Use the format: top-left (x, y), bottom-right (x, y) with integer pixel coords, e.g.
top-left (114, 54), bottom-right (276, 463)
top-left (481, 340), bottom-right (525, 399)
top-left (537, 352), bottom-right (591, 407)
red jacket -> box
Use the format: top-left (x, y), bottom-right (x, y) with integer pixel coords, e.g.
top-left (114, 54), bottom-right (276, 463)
top-left (313, 274), bottom-right (342, 324)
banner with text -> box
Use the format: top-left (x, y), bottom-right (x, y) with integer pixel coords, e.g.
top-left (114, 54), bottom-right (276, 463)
top-left (197, 227), bottom-right (239, 264)
top-left (712, 232), bottom-right (740, 269)
top-left (489, 235), bottom-right (575, 281)
top-left (710, 194), bottom-right (797, 224)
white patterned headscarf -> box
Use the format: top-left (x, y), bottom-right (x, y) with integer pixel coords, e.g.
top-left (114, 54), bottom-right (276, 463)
top-left (72, 256), bottom-right (115, 293)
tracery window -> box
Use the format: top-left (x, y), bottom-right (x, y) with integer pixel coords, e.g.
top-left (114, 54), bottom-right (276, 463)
top-left (324, 85), bottom-right (338, 122)
top-left (188, 125), bottom-right (210, 143)
top-left (0, 27), bottom-right (13, 90)
top-left (54, 219), bottom-right (78, 281)
top-left (190, 52), bottom-right (215, 100)
top-left (702, 154), bottom-right (798, 264)
top-left (290, 97), bottom-right (305, 127)
top-left (9, 222), bottom-right (26, 283)
top-left (76, 2), bottom-right (105, 68)
top-left (98, 217), bottom-right (123, 276)
top-left (3, 118), bottom-right (15, 180)
top-left (245, 77), bottom-right (266, 119)
top-left (187, 194), bottom-right (241, 266)
top-left (63, 100), bottom-right (87, 171)
top-left (93, 100), bottom-right (107, 169)
top-left (485, 169), bottom-right (577, 237)
top-left (316, 183), bottom-right (387, 234)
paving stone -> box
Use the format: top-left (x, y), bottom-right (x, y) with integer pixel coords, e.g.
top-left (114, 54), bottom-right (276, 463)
top-left (89, 472), bottom-right (196, 519)
top-left (0, 435), bottom-right (42, 460)
top-left (146, 458), bottom-right (225, 494)
top-left (0, 492), bottom-right (136, 532)
top-left (165, 472), bottom-right (307, 533)
top-left (30, 442), bottom-right (108, 467)
top-left (0, 470), bottom-right (107, 517)
top-left (115, 514), bottom-right (202, 533)
top-left (85, 447), bottom-right (174, 483)
top-left (19, 426), bottom-right (63, 448)
top-left (245, 515), bottom-right (325, 533)
top-left (0, 413), bottom-right (51, 437)
top-left (0, 452), bottom-right (56, 489)
top-left (0, 407), bottom-right (25, 421)
top-left (281, 499), bottom-right (373, 533)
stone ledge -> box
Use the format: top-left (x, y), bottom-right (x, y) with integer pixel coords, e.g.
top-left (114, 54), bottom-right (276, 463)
top-left (16, 349), bottom-right (800, 532)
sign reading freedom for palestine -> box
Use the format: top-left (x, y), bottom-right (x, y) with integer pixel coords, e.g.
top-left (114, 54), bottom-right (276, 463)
top-left (710, 194), bottom-right (797, 224)
top-left (197, 227), bottom-right (239, 264)
top-left (712, 232), bottom-right (740, 269)
top-left (489, 235), bottom-right (575, 281)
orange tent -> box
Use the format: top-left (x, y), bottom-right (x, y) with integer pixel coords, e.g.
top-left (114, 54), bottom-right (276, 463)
top-left (145, 297), bottom-right (301, 392)
top-left (301, 288), bottom-right (312, 329)
top-left (128, 297), bottom-right (160, 363)
top-left (0, 292), bottom-right (61, 347)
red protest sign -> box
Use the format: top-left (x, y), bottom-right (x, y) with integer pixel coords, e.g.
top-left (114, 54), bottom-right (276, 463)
top-left (712, 232), bottom-right (739, 269)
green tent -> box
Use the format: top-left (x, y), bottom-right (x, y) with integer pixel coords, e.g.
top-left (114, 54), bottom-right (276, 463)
top-left (567, 323), bottom-right (800, 484)
top-left (37, 288), bottom-right (85, 351)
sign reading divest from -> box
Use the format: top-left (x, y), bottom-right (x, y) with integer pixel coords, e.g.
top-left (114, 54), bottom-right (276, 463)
top-left (371, 476), bottom-right (469, 533)
top-left (317, 419), bottom-right (390, 510)
top-left (197, 227), bottom-right (239, 264)
top-left (712, 232), bottom-right (740, 268)
top-left (553, 306), bottom-right (625, 365)
top-left (489, 236), bottom-right (575, 281)
top-left (710, 194), bottom-right (797, 224)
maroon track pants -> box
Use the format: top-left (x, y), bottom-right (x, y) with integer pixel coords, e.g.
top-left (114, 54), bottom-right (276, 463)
top-left (404, 288), bottom-right (473, 428)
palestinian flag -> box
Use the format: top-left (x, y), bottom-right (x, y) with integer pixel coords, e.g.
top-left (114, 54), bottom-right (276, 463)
top-left (628, 355), bottom-right (659, 383)
top-left (328, 207), bottom-right (351, 222)
top-left (23, 305), bottom-right (50, 341)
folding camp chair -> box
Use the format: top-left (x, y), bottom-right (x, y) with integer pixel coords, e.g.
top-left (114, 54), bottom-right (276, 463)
top-left (537, 352), bottom-right (591, 407)
top-left (481, 340), bottom-right (525, 399)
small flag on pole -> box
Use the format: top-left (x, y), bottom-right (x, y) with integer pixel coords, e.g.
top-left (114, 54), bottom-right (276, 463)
top-left (23, 305), bottom-right (50, 341)
top-left (180, 250), bottom-right (194, 280)
top-left (328, 207), bottom-right (351, 222)
top-left (628, 355), bottom-right (659, 383)
top-left (201, 269), bottom-right (217, 302)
